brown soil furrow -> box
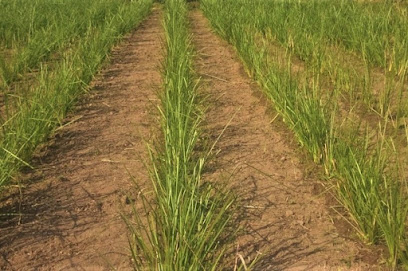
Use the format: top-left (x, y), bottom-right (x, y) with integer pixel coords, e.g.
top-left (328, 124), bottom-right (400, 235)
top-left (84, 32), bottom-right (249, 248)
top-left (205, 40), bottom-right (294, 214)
top-left (0, 7), bottom-right (162, 271)
top-left (190, 9), bottom-right (379, 270)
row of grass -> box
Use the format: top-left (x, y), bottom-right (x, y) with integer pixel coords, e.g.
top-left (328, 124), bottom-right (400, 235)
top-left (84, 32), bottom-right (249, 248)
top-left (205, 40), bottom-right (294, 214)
top-left (232, 0), bottom-right (408, 180)
top-left (0, 0), bottom-right (153, 188)
top-left (0, 0), bottom-right (131, 87)
top-left (249, 0), bottom-right (408, 76)
top-left (223, 0), bottom-right (408, 119)
top-left (231, 0), bottom-right (408, 156)
top-left (201, 0), bottom-right (408, 268)
top-left (126, 1), bottom-right (234, 270)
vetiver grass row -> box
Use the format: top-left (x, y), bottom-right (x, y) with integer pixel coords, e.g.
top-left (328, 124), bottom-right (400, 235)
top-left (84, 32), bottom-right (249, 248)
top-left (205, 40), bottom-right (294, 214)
top-left (126, 1), bottom-right (234, 270)
top-left (0, 0), bottom-right (132, 88)
top-left (247, 0), bottom-right (408, 78)
top-left (215, 0), bottom-right (408, 123)
top-left (244, 0), bottom-right (408, 177)
top-left (261, 0), bottom-right (408, 125)
top-left (239, 0), bottom-right (408, 194)
top-left (201, 0), bottom-right (408, 268)
top-left (0, 0), bottom-right (153, 189)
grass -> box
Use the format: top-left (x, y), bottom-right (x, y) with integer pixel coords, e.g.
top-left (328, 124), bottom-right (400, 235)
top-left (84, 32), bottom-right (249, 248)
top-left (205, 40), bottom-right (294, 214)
top-left (2, 0), bottom-right (406, 269)
top-left (0, 0), bottom-right (131, 88)
top-left (125, 1), bottom-right (235, 270)
top-left (201, 0), bottom-right (408, 268)
top-left (227, 0), bottom-right (408, 120)
top-left (0, 0), bottom-right (153, 189)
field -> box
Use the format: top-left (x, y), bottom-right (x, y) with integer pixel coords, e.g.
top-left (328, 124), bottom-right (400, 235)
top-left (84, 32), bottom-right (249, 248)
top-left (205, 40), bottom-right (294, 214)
top-left (0, 0), bottom-right (407, 270)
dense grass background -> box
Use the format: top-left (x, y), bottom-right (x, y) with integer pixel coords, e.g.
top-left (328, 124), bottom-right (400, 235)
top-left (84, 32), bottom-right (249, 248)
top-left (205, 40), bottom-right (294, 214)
top-left (0, 0), bottom-right (137, 87)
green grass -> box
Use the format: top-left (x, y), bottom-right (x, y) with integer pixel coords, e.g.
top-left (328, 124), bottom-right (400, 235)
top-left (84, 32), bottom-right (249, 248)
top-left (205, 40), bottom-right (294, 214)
top-left (0, 0), bottom-right (132, 87)
top-left (220, 0), bottom-right (408, 119)
top-left (201, 0), bottom-right (408, 268)
top-left (125, 1), bottom-right (234, 270)
top-left (0, 0), bottom-right (153, 189)
top-left (248, 0), bottom-right (408, 73)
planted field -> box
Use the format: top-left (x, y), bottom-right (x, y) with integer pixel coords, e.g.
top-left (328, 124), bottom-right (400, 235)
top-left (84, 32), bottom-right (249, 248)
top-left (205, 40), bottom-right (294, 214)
top-left (1, 0), bottom-right (407, 270)
top-left (0, 0), bottom-right (153, 187)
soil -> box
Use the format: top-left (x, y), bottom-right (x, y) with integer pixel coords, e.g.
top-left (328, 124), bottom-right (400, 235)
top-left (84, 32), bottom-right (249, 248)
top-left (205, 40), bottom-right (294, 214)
top-left (189, 8), bottom-right (383, 270)
top-left (0, 4), bottom-right (388, 271)
top-left (0, 7), bottom-right (162, 270)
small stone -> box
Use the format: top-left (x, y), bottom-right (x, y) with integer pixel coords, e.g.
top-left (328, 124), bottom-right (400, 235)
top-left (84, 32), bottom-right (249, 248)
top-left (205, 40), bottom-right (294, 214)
top-left (296, 220), bottom-right (305, 226)
top-left (285, 210), bottom-right (294, 217)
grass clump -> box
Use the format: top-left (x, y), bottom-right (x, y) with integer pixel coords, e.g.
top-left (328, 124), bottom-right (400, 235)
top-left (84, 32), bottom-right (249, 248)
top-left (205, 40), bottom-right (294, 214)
top-left (126, 1), bottom-right (234, 270)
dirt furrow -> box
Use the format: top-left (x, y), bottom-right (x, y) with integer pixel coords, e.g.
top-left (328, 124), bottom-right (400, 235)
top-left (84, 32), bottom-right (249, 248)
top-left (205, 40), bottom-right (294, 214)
top-left (0, 7), bottom-right (162, 270)
top-left (189, 9), bottom-right (378, 270)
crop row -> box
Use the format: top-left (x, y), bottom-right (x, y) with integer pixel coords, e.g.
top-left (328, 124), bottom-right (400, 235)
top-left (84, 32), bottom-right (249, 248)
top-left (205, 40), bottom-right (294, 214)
top-left (254, 0), bottom-right (408, 126)
top-left (126, 1), bottom-right (234, 270)
top-left (0, 0), bottom-right (153, 188)
top-left (201, 0), bottom-right (408, 268)
top-left (0, 0), bottom-right (135, 87)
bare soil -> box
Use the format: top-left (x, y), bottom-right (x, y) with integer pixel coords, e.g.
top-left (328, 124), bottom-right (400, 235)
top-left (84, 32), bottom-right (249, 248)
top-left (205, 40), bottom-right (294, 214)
top-left (189, 9), bottom-right (383, 270)
top-left (0, 7), bottom-right (162, 270)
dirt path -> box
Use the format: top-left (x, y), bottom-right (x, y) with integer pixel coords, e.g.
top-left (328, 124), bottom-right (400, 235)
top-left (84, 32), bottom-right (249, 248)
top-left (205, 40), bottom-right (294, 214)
top-left (189, 9), bottom-right (379, 270)
top-left (0, 7), bottom-right (162, 270)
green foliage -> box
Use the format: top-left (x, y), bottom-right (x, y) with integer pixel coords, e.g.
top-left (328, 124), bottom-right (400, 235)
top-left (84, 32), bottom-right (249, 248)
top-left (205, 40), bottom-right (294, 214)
top-left (0, 0), bottom-right (153, 188)
top-left (126, 1), bottom-right (234, 270)
top-left (200, 0), bottom-right (408, 268)
top-left (199, 0), bottom-right (408, 119)
top-left (0, 0), bottom-right (137, 87)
